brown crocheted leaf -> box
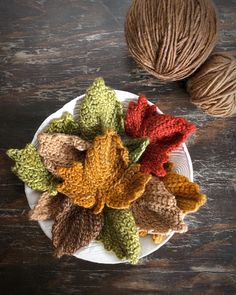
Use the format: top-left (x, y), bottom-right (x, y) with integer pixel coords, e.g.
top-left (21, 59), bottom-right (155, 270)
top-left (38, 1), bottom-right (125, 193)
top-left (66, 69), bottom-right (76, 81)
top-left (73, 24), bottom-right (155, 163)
top-left (57, 129), bottom-right (151, 214)
top-left (162, 172), bottom-right (207, 214)
top-left (52, 199), bottom-right (104, 257)
top-left (38, 133), bottom-right (90, 177)
top-left (29, 192), bottom-right (66, 221)
top-left (131, 177), bottom-right (187, 234)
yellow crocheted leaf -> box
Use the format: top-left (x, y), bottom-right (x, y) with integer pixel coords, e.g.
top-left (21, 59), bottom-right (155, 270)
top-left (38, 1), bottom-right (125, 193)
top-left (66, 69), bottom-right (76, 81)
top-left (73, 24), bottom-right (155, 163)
top-left (57, 129), bottom-right (151, 214)
top-left (162, 172), bottom-right (207, 214)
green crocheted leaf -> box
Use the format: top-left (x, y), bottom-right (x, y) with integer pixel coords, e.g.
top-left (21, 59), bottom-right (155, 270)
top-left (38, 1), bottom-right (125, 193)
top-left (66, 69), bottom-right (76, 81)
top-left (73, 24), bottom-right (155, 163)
top-left (97, 208), bottom-right (140, 264)
top-left (44, 112), bottom-right (80, 135)
top-left (123, 137), bottom-right (150, 163)
top-left (77, 77), bottom-right (124, 140)
top-left (7, 144), bottom-right (57, 195)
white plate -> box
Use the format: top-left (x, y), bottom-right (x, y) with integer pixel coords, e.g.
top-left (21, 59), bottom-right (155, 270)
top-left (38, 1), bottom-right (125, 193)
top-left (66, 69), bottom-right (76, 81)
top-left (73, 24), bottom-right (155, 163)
top-left (25, 90), bottom-right (193, 264)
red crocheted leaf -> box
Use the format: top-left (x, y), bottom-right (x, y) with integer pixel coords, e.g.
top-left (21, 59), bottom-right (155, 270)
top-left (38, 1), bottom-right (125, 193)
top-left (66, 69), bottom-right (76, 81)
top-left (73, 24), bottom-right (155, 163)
top-left (125, 96), bottom-right (196, 176)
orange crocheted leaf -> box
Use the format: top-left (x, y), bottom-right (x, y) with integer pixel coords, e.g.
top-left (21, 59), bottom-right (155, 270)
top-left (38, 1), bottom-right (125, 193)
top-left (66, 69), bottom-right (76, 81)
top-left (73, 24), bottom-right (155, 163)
top-left (162, 172), bottom-right (207, 214)
top-left (57, 129), bottom-right (151, 214)
top-left (131, 177), bottom-right (187, 234)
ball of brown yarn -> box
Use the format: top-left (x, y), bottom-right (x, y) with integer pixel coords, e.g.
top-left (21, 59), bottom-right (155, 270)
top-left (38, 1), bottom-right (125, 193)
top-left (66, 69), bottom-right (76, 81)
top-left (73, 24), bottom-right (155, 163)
top-left (125, 0), bottom-right (218, 81)
top-left (187, 53), bottom-right (236, 117)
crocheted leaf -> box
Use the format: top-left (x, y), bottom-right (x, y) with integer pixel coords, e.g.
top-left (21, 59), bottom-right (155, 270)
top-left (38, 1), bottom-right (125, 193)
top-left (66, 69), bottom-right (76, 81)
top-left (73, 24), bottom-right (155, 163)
top-left (131, 177), bottom-right (187, 234)
top-left (29, 192), bottom-right (66, 221)
top-left (77, 77), bottom-right (124, 140)
top-left (38, 133), bottom-right (90, 176)
top-left (44, 112), bottom-right (80, 135)
top-left (125, 95), bottom-right (196, 176)
top-left (52, 198), bottom-right (103, 257)
top-left (7, 144), bottom-right (57, 195)
top-left (162, 172), bottom-right (207, 214)
top-left (57, 129), bottom-right (151, 214)
top-left (123, 136), bottom-right (150, 163)
top-left (97, 208), bottom-right (141, 264)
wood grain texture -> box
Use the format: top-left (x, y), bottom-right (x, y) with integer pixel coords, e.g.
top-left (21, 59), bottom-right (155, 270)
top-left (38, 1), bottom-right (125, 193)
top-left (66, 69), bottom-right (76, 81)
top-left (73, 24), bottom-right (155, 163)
top-left (0, 0), bottom-right (236, 294)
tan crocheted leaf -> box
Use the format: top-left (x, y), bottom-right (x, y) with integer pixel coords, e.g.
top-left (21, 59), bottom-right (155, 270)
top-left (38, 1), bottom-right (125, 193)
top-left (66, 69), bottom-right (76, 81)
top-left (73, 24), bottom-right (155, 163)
top-left (29, 192), bottom-right (66, 221)
top-left (57, 129), bottom-right (151, 214)
top-left (38, 133), bottom-right (90, 176)
top-left (52, 199), bottom-right (103, 257)
top-left (131, 177), bottom-right (187, 235)
top-left (162, 172), bottom-right (207, 214)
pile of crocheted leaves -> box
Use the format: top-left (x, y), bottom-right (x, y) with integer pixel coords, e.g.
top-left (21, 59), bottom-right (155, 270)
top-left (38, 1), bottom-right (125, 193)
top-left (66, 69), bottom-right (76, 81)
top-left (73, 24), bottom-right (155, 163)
top-left (125, 95), bottom-right (196, 176)
top-left (6, 77), bottom-right (207, 264)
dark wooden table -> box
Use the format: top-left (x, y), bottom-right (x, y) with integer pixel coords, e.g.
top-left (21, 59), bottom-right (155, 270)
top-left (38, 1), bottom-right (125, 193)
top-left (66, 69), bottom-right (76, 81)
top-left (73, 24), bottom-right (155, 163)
top-left (0, 1), bottom-right (236, 294)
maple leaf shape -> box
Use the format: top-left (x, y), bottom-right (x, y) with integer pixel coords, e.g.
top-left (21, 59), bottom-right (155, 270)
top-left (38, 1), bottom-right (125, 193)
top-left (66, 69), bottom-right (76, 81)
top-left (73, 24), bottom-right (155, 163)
top-left (52, 198), bottom-right (103, 257)
top-left (162, 172), bottom-right (207, 214)
top-left (97, 208), bottom-right (141, 264)
top-left (44, 112), bottom-right (80, 135)
top-left (37, 133), bottom-right (90, 176)
top-left (29, 192), bottom-right (66, 221)
top-left (125, 95), bottom-right (196, 176)
top-left (7, 144), bottom-right (57, 195)
top-left (57, 129), bottom-right (151, 214)
top-left (77, 77), bottom-right (124, 140)
top-left (131, 177), bottom-right (187, 234)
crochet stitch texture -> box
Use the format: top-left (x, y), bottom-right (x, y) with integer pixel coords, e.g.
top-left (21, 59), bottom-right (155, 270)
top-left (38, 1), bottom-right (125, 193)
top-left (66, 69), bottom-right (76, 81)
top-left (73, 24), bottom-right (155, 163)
top-left (7, 144), bottom-right (57, 195)
top-left (38, 133), bottom-right (90, 176)
top-left (125, 95), bottom-right (196, 176)
top-left (44, 112), bottom-right (80, 135)
top-left (52, 198), bottom-right (104, 258)
top-left (132, 177), bottom-right (187, 234)
top-left (98, 208), bottom-right (140, 264)
top-left (123, 136), bottom-right (150, 163)
top-left (162, 172), bottom-right (207, 213)
top-left (77, 77), bottom-right (124, 140)
top-left (30, 192), bottom-right (65, 221)
top-left (57, 129), bottom-right (151, 214)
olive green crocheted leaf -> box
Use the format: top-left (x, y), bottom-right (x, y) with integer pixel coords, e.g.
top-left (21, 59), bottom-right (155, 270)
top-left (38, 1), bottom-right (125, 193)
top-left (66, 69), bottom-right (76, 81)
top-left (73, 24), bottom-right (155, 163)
top-left (77, 77), bottom-right (124, 140)
top-left (123, 137), bottom-right (150, 163)
top-left (44, 112), bottom-right (80, 135)
top-left (7, 144), bottom-right (57, 195)
top-left (97, 208), bottom-right (141, 264)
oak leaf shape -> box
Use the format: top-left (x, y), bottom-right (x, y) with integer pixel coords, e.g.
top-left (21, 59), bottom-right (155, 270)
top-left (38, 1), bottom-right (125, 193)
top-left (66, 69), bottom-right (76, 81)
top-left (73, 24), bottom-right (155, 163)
top-left (52, 198), bottom-right (104, 257)
top-left (7, 144), bottom-right (57, 195)
top-left (125, 96), bottom-right (196, 176)
top-left (131, 177), bottom-right (187, 234)
top-left (97, 208), bottom-right (141, 264)
top-left (38, 132), bottom-right (90, 176)
top-left (77, 77), bottom-right (124, 140)
top-left (162, 172), bottom-right (207, 214)
top-left (44, 112), bottom-right (80, 135)
top-left (57, 129), bottom-right (151, 214)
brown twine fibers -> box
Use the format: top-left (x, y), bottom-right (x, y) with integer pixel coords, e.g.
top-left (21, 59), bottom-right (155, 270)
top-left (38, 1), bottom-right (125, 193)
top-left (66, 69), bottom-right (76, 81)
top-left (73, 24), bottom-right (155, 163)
top-left (125, 0), bottom-right (218, 81)
top-left (187, 53), bottom-right (236, 117)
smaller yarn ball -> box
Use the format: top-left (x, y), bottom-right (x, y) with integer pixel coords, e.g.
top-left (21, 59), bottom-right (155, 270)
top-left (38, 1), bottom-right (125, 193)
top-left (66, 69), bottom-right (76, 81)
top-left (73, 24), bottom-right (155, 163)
top-left (125, 0), bottom-right (218, 81)
top-left (187, 53), bottom-right (236, 117)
